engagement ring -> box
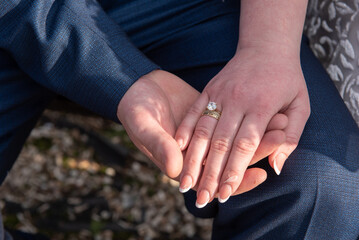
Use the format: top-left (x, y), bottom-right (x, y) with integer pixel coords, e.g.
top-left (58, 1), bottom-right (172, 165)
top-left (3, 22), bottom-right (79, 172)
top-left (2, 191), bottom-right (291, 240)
top-left (202, 101), bottom-right (221, 120)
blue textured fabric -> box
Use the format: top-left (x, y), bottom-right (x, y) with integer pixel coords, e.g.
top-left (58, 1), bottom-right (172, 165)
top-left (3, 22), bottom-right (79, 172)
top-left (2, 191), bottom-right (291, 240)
top-left (0, 49), bottom-right (55, 184)
top-left (0, 0), bottom-right (159, 122)
top-left (1, 0), bottom-right (358, 239)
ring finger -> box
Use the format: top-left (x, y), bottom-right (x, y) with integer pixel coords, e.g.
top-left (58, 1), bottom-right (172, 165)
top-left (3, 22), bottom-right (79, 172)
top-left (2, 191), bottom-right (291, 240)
top-left (179, 100), bottom-right (223, 193)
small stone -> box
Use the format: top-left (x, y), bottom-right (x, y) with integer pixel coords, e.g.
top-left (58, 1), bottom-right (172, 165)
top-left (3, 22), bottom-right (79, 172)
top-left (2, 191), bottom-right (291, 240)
top-left (105, 168), bottom-right (115, 176)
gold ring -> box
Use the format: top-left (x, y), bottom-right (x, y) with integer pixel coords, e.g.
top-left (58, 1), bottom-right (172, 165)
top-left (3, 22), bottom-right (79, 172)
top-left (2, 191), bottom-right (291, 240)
top-left (201, 101), bottom-right (221, 120)
top-left (201, 109), bottom-right (221, 120)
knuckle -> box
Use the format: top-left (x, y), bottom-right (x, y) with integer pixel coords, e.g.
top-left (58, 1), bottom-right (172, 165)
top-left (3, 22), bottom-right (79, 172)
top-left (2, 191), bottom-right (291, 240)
top-left (286, 133), bottom-right (300, 147)
top-left (186, 156), bottom-right (201, 168)
top-left (203, 171), bottom-right (220, 185)
top-left (253, 110), bottom-right (272, 122)
top-left (247, 101), bottom-right (273, 118)
top-left (304, 107), bottom-right (311, 119)
top-left (256, 98), bottom-right (271, 111)
top-left (234, 138), bottom-right (258, 154)
top-left (188, 105), bottom-right (203, 116)
top-left (211, 137), bottom-right (231, 154)
top-left (297, 107), bottom-right (311, 120)
top-left (249, 94), bottom-right (269, 108)
top-left (299, 100), bottom-right (311, 119)
top-left (193, 126), bottom-right (212, 140)
top-left (231, 85), bottom-right (244, 99)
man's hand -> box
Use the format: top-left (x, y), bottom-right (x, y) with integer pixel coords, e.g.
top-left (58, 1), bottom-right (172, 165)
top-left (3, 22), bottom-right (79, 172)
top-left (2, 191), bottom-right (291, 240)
top-left (117, 70), bottom-right (197, 178)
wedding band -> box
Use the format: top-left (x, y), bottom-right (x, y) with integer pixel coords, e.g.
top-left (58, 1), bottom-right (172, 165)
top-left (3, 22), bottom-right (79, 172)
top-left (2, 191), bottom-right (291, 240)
top-left (202, 109), bottom-right (221, 120)
top-left (201, 101), bottom-right (221, 120)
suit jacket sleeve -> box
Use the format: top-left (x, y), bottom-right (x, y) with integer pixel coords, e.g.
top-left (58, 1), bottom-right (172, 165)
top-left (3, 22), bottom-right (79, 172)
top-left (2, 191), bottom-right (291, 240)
top-left (0, 0), bottom-right (159, 122)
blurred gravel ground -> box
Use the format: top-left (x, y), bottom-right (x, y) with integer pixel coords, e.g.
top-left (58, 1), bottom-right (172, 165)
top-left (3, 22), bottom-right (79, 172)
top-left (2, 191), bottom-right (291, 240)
top-left (0, 110), bottom-right (212, 240)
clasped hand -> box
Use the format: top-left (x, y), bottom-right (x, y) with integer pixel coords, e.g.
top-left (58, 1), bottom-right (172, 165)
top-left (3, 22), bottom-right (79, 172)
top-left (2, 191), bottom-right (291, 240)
top-left (118, 47), bottom-right (310, 207)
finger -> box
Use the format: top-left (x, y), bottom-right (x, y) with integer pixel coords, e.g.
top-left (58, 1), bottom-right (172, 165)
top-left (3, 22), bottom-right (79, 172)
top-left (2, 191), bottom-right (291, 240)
top-left (217, 113), bottom-right (271, 203)
top-left (269, 96), bottom-right (310, 175)
top-left (231, 168), bottom-right (267, 195)
top-left (208, 168), bottom-right (267, 198)
top-left (195, 109), bottom-right (243, 208)
top-left (266, 113), bottom-right (288, 131)
top-left (175, 94), bottom-right (209, 151)
top-left (178, 111), bottom-right (219, 193)
top-left (247, 113), bottom-right (288, 166)
top-left (249, 129), bottom-right (286, 166)
top-left (137, 118), bottom-right (184, 178)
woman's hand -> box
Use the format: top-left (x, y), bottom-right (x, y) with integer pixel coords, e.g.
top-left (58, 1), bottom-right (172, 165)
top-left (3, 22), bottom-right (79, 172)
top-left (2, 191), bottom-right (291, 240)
top-left (175, 48), bottom-right (310, 207)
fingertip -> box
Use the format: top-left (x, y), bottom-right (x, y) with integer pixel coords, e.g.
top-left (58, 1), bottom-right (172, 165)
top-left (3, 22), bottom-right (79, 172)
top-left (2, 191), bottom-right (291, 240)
top-left (249, 130), bottom-right (286, 166)
top-left (179, 174), bottom-right (193, 193)
top-left (196, 190), bottom-right (210, 208)
top-left (248, 167), bottom-right (267, 184)
top-left (268, 153), bottom-right (276, 172)
top-left (273, 160), bottom-right (281, 175)
top-left (232, 168), bottom-right (267, 195)
top-left (175, 128), bottom-right (189, 151)
top-left (273, 152), bottom-right (287, 175)
top-left (165, 163), bottom-right (182, 179)
top-left (165, 154), bottom-right (183, 178)
top-left (218, 184), bottom-right (232, 203)
top-left (257, 170), bottom-right (267, 186)
top-left (176, 138), bottom-right (184, 150)
top-left (162, 138), bottom-right (184, 178)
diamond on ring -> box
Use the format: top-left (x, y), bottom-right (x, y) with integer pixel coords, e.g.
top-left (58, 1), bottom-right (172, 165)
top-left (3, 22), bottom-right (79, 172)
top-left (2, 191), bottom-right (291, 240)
top-left (202, 101), bottom-right (221, 121)
top-left (207, 102), bottom-right (217, 111)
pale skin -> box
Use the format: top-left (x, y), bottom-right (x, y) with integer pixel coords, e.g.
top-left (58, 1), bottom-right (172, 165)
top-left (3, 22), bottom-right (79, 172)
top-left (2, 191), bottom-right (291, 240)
top-left (117, 70), bottom-right (288, 197)
top-left (175, 0), bottom-right (310, 207)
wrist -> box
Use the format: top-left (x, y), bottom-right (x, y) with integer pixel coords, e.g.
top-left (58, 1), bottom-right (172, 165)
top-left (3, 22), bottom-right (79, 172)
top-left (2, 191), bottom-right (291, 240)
top-left (238, 0), bottom-right (307, 59)
top-left (234, 37), bottom-right (302, 66)
top-left (236, 38), bottom-right (300, 60)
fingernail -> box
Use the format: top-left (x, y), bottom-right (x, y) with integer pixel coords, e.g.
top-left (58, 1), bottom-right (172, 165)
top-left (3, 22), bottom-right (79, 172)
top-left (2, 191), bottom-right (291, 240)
top-left (179, 175), bottom-right (192, 193)
top-left (224, 175), bottom-right (238, 184)
top-left (218, 184), bottom-right (232, 203)
top-left (196, 190), bottom-right (210, 208)
top-left (274, 153), bottom-right (287, 175)
top-left (177, 139), bottom-right (184, 150)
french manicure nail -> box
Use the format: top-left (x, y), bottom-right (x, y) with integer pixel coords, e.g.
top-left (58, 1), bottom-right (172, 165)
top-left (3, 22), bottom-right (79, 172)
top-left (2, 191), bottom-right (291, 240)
top-left (274, 153), bottom-right (287, 175)
top-left (196, 190), bottom-right (210, 208)
top-left (179, 175), bottom-right (192, 193)
top-left (218, 184), bottom-right (232, 203)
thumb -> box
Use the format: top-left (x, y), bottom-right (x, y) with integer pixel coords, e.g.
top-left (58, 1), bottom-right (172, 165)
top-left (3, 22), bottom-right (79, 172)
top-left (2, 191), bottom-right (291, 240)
top-left (139, 120), bottom-right (183, 179)
top-left (269, 97), bottom-right (310, 175)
